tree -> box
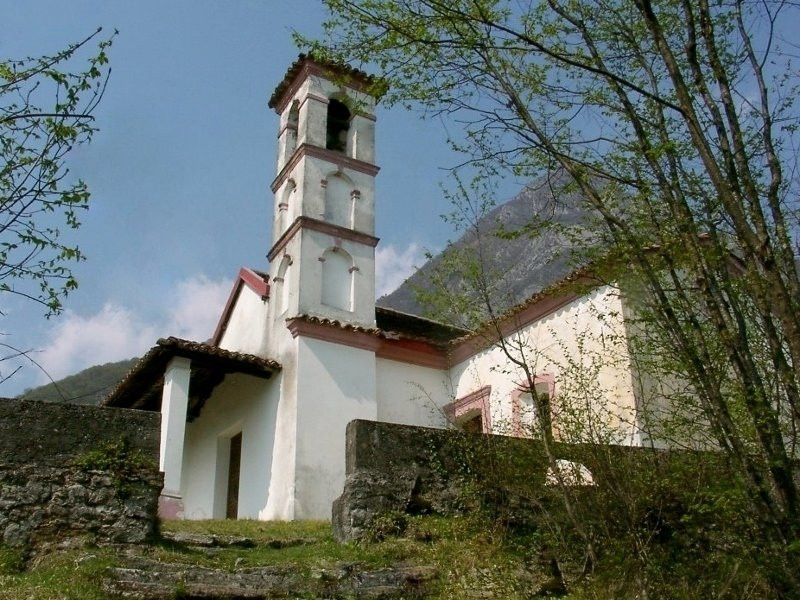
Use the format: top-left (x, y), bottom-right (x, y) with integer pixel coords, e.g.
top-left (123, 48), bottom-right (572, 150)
top-left (303, 0), bottom-right (800, 595)
top-left (1, 28), bottom-right (114, 317)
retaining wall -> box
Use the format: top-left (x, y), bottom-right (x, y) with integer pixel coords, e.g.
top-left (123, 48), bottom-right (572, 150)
top-left (0, 399), bottom-right (162, 550)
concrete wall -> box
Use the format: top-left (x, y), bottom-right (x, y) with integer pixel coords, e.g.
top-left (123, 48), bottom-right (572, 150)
top-left (0, 399), bottom-right (161, 549)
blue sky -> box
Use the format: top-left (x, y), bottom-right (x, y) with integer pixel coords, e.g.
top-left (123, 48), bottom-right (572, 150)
top-left (1, 0), bottom-right (521, 395)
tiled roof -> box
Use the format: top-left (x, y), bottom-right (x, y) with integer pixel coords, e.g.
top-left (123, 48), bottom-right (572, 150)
top-left (375, 306), bottom-right (470, 345)
top-left (268, 53), bottom-right (386, 110)
top-left (103, 337), bottom-right (280, 412)
top-left (291, 310), bottom-right (470, 348)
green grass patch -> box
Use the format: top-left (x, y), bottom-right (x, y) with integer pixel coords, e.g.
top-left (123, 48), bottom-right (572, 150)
top-left (0, 516), bottom-right (548, 599)
top-left (0, 549), bottom-right (115, 600)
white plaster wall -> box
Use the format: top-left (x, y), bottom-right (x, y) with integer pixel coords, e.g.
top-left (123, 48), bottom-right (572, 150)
top-left (293, 336), bottom-right (378, 519)
top-left (181, 372), bottom-right (284, 520)
top-left (376, 358), bottom-right (452, 428)
top-left (449, 286), bottom-right (639, 444)
top-left (300, 155), bottom-right (376, 236)
top-left (297, 228), bottom-right (375, 326)
top-left (218, 285), bottom-right (269, 356)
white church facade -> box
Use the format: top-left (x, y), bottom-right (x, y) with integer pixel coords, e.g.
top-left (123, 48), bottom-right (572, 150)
top-left (106, 56), bottom-right (647, 521)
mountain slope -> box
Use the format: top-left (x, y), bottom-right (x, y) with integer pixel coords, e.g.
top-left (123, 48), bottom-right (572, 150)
top-left (378, 172), bottom-right (596, 325)
top-left (16, 357), bottom-right (139, 405)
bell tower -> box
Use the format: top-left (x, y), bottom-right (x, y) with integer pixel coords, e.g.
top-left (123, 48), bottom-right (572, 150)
top-left (266, 55), bottom-right (383, 327)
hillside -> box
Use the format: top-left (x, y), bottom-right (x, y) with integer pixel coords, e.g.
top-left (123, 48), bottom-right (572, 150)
top-left (16, 358), bottom-right (139, 405)
top-left (377, 172), bottom-right (598, 325)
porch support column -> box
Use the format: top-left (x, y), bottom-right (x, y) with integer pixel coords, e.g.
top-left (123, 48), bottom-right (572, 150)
top-left (158, 356), bottom-right (191, 519)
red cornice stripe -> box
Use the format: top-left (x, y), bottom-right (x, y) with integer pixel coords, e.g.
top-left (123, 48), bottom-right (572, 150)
top-left (267, 216), bottom-right (379, 262)
top-left (286, 317), bottom-right (381, 352)
top-left (286, 317), bottom-right (448, 369)
top-left (271, 143), bottom-right (380, 194)
top-left (448, 291), bottom-right (582, 364)
top-left (376, 338), bottom-right (448, 370)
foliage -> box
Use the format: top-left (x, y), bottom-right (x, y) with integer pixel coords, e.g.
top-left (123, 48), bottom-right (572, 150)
top-left (0, 28), bottom-right (114, 318)
top-left (74, 437), bottom-right (157, 498)
top-left (17, 357), bottom-right (138, 404)
top-left (304, 0), bottom-right (800, 595)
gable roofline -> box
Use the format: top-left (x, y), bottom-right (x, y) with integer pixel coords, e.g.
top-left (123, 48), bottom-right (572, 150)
top-left (211, 267), bottom-right (270, 347)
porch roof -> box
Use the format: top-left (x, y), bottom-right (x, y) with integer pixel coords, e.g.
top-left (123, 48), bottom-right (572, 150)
top-left (103, 337), bottom-right (280, 419)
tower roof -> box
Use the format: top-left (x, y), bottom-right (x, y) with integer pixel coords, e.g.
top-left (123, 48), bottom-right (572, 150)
top-left (268, 53), bottom-right (386, 113)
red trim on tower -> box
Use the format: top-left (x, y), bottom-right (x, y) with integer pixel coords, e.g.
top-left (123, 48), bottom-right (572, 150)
top-left (267, 216), bottom-right (380, 262)
top-left (286, 317), bottom-right (382, 352)
top-left (271, 143), bottom-right (380, 194)
top-left (211, 268), bottom-right (270, 346)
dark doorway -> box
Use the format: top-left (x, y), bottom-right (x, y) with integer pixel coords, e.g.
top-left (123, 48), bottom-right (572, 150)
top-left (226, 432), bottom-right (242, 519)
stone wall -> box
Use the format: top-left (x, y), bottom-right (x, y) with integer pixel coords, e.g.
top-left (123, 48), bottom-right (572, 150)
top-left (332, 419), bottom-right (675, 542)
top-left (0, 399), bottom-right (162, 550)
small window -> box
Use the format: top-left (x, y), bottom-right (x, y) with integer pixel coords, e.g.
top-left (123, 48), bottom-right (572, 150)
top-left (326, 99), bottom-right (350, 152)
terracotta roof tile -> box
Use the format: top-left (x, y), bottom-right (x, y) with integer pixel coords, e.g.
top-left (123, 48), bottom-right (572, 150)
top-left (268, 53), bottom-right (386, 110)
top-left (103, 337), bottom-right (280, 410)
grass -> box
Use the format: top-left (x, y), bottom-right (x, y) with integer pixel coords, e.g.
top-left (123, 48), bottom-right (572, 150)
top-left (0, 515), bottom-right (547, 599)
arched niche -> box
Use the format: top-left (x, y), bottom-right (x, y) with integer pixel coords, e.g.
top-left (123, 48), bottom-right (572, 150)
top-left (273, 255), bottom-right (292, 316)
top-left (277, 179), bottom-right (296, 234)
top-left (323, 171), bottom-right (354, 229)
top-left (320, 247), bottom-right (354, 311)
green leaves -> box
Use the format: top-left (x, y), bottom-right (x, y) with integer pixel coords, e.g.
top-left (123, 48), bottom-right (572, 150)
top-left (0, 28), bottom-right (115, 317)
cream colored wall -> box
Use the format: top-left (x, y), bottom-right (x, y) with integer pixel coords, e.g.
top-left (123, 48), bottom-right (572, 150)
top-left (449, 286), bottom-right (640, 444)
top-left (375, 358), bottom-right (452, 428)
top-left (218, 285), bottom-right (269, 356)
top-left (181, 372), bottom-right (284, 520)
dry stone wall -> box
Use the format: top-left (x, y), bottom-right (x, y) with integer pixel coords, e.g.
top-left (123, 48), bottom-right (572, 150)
top-left (0, 399), bottom-right (162, 550)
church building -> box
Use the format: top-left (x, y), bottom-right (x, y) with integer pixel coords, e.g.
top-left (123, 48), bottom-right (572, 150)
top-left (105, 56), bottom-right (646, 521)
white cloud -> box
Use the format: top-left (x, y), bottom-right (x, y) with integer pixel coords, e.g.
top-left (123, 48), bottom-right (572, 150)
top-left (32, 274), bottom-right (231, 384)
top-left (161, 275), bottom-right (231, 342)
top-left (375, 242), bottom-right (428, 298)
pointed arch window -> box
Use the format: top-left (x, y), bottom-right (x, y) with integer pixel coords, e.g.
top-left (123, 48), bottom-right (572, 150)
top-left (320, 247), bottom-right (353, 311)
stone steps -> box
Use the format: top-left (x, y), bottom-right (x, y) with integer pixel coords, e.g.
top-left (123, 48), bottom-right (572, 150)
top-left (104, 556), bottom-right (436, 599)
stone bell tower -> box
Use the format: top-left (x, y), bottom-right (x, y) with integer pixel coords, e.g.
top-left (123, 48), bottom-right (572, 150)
top-left (266, 55), bottom-right (384, 327)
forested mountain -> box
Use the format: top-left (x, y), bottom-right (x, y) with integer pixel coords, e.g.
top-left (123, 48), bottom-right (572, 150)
top-left (16, 358), bottom-right (139, 405)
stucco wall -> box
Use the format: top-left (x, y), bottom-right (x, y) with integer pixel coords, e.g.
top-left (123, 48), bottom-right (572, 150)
top-left (294, 336), bottom-right (378, 519)
top-left (218, 285), bottom-right (269, 356)
top-left (449, 286), bottom-right (640, 444)
top-left (375, 358), bottom-right (452, 428)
